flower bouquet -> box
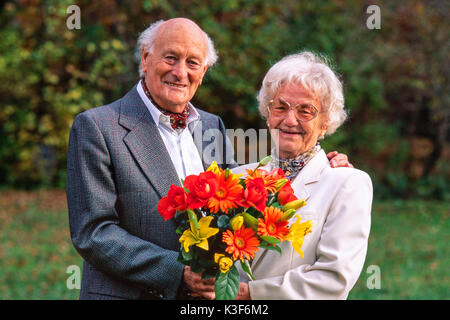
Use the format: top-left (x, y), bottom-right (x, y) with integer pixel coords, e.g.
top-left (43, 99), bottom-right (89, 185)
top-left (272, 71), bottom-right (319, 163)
top-left (157, 156), bottom-right (313, 300)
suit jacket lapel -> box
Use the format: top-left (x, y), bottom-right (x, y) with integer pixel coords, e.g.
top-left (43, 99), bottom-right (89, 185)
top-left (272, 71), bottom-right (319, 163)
top-left (119, 85), bottom-right (181, 198)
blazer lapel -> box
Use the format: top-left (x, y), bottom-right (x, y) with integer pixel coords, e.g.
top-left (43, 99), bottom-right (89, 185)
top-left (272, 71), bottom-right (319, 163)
top-left (290, 149), bottom-right (329, 202)
top-left (119, 86), bottom-right (181, 198)
top-left (251, 247), bottom-right (269, 269)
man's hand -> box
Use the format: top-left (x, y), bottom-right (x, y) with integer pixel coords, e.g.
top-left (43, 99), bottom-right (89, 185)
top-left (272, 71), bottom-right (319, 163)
top-left (235, 282), bottom-right (251, 300)
top-left (327, 151), bottom-right (354, 168)
top-left (183, 266), bottom-right (216, 300)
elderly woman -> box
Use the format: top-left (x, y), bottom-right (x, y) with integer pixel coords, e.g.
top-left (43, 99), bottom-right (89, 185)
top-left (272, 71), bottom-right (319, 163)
top-left (234, 51), bottom-right (373, 300)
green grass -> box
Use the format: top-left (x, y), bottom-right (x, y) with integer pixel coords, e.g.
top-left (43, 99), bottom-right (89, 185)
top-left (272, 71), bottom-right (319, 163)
top-left (348, 200), bottom-right (449, 299)
top-left (0, 191), bottom-right (448, 299)
top-left (0, 191), bottom-right (82, 299)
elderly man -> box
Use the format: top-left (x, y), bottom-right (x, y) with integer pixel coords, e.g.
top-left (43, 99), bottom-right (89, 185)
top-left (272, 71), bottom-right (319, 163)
top-left (66, 18), bottom-right (350, 300)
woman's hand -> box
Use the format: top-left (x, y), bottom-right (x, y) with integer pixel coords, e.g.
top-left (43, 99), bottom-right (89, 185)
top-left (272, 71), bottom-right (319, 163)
top-left (327, 151), bottom-right (354, 168)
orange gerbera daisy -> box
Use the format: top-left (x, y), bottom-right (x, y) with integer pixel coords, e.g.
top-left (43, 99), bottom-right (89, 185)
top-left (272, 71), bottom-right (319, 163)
top-left (222, 226), bottom-right (260, 262)
top-left (257, 206), bottom-right (290, 241)
top-left (207, 171), bottom-right (243, 214)
top-left (245, 168), bottom-right (287, 193)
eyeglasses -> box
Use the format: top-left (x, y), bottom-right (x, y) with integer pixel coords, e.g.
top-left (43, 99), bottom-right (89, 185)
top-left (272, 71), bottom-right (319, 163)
top-left (268, 98), bottom-right (321, 122)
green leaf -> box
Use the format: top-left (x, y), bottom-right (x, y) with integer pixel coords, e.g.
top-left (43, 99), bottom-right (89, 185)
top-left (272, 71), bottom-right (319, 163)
top-left (225, 168), bottom-right (231, 180)
top-left (270, 201), bottom-right (283, 210)
top-left (260, 243), bottom-right (282, 255)
top-left (175, 224), bottom-right (185, 235)
top-left (187, 209), bottom-right (199, 230)
top-left (242, 212), bottom-right (259, 230)
top-left (260, 236), bottom-right (281, 244)
top-left (215, 265), bottom-right (240, 300)
top-left (217, 214), bottom-right (230, 229)
top-left (180, 247), bottom-right (193, 261)
top-left (239, 260), bottom-right (255, 281)
top-left (258, 155), bottom-right (272, 166)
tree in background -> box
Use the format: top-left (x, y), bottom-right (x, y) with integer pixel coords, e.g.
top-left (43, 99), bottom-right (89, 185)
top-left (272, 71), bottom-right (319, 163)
top-left (0, 0), bottom-right (448, 199)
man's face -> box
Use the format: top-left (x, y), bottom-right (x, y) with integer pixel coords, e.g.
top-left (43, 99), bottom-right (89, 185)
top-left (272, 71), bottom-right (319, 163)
top-left (141, 21), bottom-right (208, 113)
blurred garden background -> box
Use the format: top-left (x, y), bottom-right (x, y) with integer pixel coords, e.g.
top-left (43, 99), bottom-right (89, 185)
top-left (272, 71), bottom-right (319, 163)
top-left (0, 0), bottom-right (448, 299)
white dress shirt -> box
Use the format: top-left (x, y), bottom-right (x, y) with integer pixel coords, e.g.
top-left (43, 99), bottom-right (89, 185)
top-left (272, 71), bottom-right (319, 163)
top-left (137, 80), bottom-right (205, 180)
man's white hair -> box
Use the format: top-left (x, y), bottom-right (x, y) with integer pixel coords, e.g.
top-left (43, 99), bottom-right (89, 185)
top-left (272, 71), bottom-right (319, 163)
top-left (137, 19), bottom-right (218, 78)
top-left (257, 51), bottom-right (347, 137)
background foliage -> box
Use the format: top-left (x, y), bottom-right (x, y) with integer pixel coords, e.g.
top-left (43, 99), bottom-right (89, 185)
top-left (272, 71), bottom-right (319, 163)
top-left (0, 0), bottom-right (448, 197)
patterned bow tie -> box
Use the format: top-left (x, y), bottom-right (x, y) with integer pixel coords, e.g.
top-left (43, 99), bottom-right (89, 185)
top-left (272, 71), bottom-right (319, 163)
top-left (141, 79), bottom-right (190, 130)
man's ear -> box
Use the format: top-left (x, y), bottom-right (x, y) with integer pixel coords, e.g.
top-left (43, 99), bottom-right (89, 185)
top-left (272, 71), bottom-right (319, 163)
top-left (199, 65), bottom-right (209, 85)
top-left (141, 48), bottom-right (149, 74)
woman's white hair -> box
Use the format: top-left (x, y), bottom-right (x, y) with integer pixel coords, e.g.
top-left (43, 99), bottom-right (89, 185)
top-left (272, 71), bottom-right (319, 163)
top-left (257, 51), bottom-right (347, 137)
top-left (137, 20), bottom-right (218, 78)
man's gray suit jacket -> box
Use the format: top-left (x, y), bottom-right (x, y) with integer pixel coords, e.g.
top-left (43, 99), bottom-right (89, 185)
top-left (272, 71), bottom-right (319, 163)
top-left (66, 85), bottom-right (236, 300)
